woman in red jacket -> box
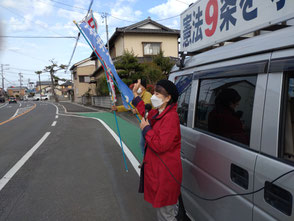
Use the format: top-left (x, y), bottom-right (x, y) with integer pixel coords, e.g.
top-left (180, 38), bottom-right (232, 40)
top-left (132, 79), bottom-right (182, 221)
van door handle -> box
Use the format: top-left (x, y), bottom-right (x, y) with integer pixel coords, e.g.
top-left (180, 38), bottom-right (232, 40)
top-left (230, 164), bottom-right (249, 189)
top-left (264, 181), bottom-right (293, 216)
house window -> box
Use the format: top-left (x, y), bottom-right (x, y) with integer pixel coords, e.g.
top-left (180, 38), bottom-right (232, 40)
top-left (143, 43), bottom-right (161, 55)
top-left (79, 76), bottom-right (90, 83)
top-left (79, 76), bottom-right (85, 82)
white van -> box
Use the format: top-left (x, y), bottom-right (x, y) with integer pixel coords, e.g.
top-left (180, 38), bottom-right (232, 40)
top-left (169, 1), bottom-right (294, 220)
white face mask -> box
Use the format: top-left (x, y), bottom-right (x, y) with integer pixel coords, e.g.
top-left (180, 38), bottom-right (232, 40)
top-left (137, 87), bottom-right (142, 94)
top-left (151, 95), bottom-right (163, 109)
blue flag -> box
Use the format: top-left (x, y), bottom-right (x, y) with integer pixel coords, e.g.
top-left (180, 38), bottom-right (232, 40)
top-left (78, 21), bottom-right (134, 108)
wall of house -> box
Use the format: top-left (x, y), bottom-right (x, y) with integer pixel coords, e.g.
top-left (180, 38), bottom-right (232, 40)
top-left (122, 33), bottom-right (179, 57)
top-left (36, 85), bottom-right (50, 93)
top-left (7, 89), bottom-right (26, 97)
top-left (73, 65), bottom-right (96, 101)
top-left (115, 35), bottom-right (124, 58)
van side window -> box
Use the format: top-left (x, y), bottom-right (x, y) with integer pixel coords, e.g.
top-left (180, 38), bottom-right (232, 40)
top-left (195, 75), bottom-right (257, 146)
top-left (282, 73), bottom-right (294, 162)
top-left (175, 74), bottom-right (193, 126)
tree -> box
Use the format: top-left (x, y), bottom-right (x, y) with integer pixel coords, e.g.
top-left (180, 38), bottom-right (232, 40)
top-left (43, 59), bottom-right (67, 103)
top-left (35, 71), bottom-right (42, 100)
top-left (152, 50), bottom-right (175, 78)
top-left (115, 50), bottom-right (143, 81)
top-left (96, 75), bottom-right (109, 96)
top-left (141, 62), bottom-right (165, 84)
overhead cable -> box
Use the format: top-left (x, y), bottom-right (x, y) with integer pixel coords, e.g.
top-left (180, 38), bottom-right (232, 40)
top-left (0, 36), bottom-right (77, 39)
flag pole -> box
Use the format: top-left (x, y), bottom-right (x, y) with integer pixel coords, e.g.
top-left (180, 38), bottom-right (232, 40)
top-left (74, 20), bottom-right (129, 171)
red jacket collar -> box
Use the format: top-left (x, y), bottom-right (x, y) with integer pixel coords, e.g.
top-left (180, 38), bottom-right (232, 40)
top-left (153, 103), bottom-right (177, 120)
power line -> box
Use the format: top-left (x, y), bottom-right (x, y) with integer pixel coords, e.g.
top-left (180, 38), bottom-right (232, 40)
top-left (156, 14), bottom-right (180, 22)
top-left (64, 0), bottom-right (94, 76)
top-left (0, 35), bottom-right (77, 39)
top-left (175, 0), bottom-right (190, 5)
top-left (47, 0), bottom-right (88, 11)
top-left (6, 71), bottom-right (50, 76)
top-left (10, 67), bottom-right (38, 72)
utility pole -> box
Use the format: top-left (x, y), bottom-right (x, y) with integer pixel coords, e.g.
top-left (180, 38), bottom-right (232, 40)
top-left (102, 13), bottom-right (110, 51)
top-left (1, 64), bottom-right (9, 91)
top-left (19, 72), bottom-right (23, 99)
top-left (19, 73), bottom-right (23, 88)
top-left (35, 71), bottom-right (42, 101)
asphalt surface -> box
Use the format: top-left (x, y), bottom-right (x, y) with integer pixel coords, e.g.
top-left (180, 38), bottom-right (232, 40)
top-left (59, 101), bottom-right (98, 113)
top-left (0, 101), bottom-right (156, 220)
top-left (0, 102), bottom-right (20, 122)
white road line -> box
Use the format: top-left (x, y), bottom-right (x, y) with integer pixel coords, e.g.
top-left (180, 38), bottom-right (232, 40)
top-left (51, 121), bottom-right (57, 126)
top-left (50, 102), bottom-right (59, 115)
top-left (19, 102), bottom-right (22, 108)
top-left (58, 113), bottom-right (140, 175)
top-left (96, 118), bottom-right (140, 175)
top-left (0, 132), bottom-right (51, 192)
top-left (0, 103), bottom-right (8, 109)
top-left (11, 108), bottom-right (19, 118)
top-left (55, 115), bottom-right (58, 119)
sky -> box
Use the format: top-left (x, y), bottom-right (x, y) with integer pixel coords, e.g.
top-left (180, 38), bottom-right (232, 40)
top-left (0, 0), bottom-right (195, 89)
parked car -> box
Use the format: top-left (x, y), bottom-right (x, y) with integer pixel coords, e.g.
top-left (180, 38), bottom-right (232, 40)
top-left (8, 97), bottom-right (17, 104)
top-left (41, 94), bottom-right (50, 100)
top-left (0, 97), bottom-right (5, 103)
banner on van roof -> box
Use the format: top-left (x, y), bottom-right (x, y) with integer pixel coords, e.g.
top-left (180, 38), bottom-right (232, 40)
top-left (181, 0), bottom-right (294, 53)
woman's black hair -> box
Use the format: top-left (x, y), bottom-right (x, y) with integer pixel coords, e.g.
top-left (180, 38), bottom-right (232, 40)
top-left (155, 85), bottom-right (174, 106)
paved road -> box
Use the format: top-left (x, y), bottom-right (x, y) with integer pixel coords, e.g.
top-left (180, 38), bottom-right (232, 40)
top-left (0, 101), bottom-right (156, 220)
top-left (59, 101), bottom-right (98, 113)
top-left (0, 102), bottom-right (20, 122)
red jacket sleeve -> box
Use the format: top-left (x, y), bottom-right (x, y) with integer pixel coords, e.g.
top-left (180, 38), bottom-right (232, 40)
top-left (143, 112), bottom-right (180, 153)
top-left (132, 96), bottom-right (146, 118)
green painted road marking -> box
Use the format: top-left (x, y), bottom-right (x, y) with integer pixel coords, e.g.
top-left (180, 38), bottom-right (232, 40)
top-left (78, 112), bottom-right (143, 162)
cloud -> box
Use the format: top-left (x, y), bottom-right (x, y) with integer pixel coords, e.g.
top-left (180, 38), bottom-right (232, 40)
top-left (77, 41), bottom-right (89, 49)
top-left (148, 0), bottom-right (194, 18)
top-left (7, 47), bottom-right (21, 52)
top-left (57, 8), bottom-right (85, 22)
top-left (0, 0), bottom-right (53, 17)
top-left (6, 15), bottom-right (33, 32)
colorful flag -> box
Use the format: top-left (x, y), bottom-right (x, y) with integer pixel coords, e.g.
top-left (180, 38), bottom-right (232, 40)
top-left (84, 10), bottom-right (98, 33)
top-left (84, 11), bottom-right (117, 103)
top-left (77, 19), bottom-right (133, 108)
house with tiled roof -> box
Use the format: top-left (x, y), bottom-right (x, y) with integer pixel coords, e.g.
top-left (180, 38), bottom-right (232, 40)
top-left (90, 17), bottom-right (180, 80)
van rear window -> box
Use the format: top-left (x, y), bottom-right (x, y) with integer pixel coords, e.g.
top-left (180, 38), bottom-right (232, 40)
top-left (195, 75), bottom-right (257, 146)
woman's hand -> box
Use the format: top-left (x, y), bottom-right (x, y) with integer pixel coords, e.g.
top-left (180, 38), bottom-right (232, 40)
top-left (111, 105), bottom-right (117, 111)
top-left (140, 117), bottom-right (150, 130)
top-left (133, 79), bottom-right (141, 97)
top-left (132, 109), bottom-right (137, 114)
